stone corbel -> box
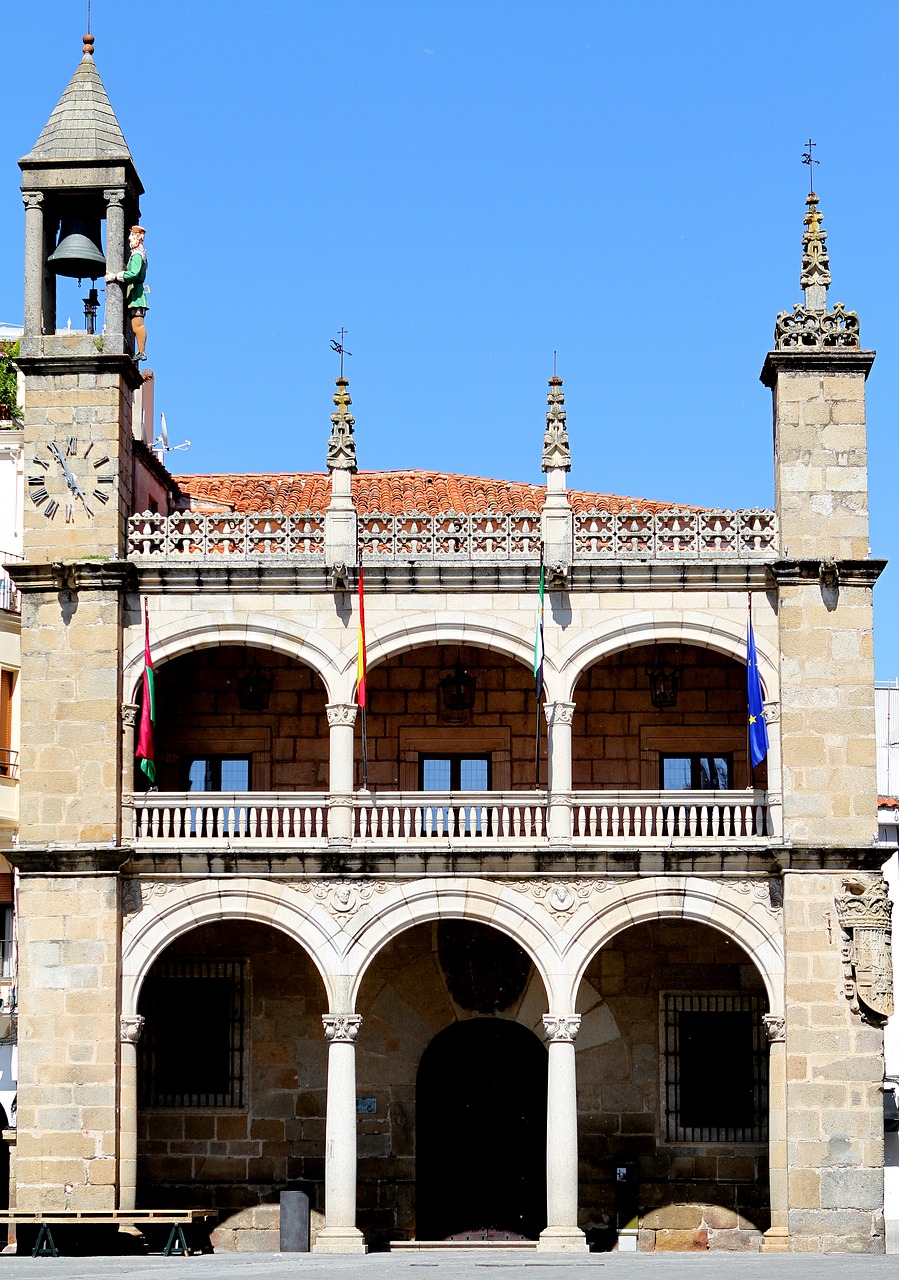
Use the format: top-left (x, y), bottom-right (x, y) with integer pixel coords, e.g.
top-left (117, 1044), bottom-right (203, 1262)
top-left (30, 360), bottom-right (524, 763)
top-left (51, 561), bottom-right (78, 591)
top-left (546, 560), bottom-right (569, 590)
top-left (120, 1014), bottom-right (145, 1045)
top-left (819, 559), bottom-right (840, 589)
top-left (330, 562), bottom-right (349, 592)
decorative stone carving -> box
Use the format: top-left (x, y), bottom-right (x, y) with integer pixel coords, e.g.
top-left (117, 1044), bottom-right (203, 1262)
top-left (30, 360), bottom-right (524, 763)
top-left (506, 878), bottom-right (622, 918)
top-left (799, 190), bottom-right (831, 296)
top-left (762, 1013), bottom-right (785, 1044)
top-left (835, 875), bottom-right (894, 1026)
top-left (22, 192), bottom-right (44, 210)
top-left (762, 701), bottom-right (780, 726)
top-left (543, 1014), bottom-right (581, 1043)
top-left (121, 879), bottom-right (178, 918)
top-left (120, 1015), bottom-right (145, 1045)
top-left (774, 301), bottom-right (859, 351)
top-left (103, 188), bottom-right (126, 209)
top-left (323, 1013), bottom-right (362, 1043)
top-left (50, 561), bottom-right (78, 591)
top-left (326, 378), bottom-right (357, 473)
top-left (543, 701), bottom-right (575, 728)
top-left (541, 376), bottom-right (570, 472)
top-left (293, 879), bottom-right (387, 923)
top-left (121, 702), bottom-right (140, 729)
top-left (326, 703), bottom-right (358, 728)
top-left (730, 878), bottom-right (784, 916)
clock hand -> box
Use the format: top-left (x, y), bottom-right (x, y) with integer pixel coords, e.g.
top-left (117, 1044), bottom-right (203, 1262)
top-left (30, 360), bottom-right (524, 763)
top-left (49, 442), bottom-right (83, 495)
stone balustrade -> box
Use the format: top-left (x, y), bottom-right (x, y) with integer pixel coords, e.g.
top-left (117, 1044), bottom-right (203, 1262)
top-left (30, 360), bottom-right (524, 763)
top-left (130, 789), bottom-right (774, 848)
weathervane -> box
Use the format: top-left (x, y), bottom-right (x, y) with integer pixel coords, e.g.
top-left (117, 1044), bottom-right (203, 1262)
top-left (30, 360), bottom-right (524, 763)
top-left (330, 328), bottom-right (352, 379)
top-left (801, 138), bottom-right (819, 193)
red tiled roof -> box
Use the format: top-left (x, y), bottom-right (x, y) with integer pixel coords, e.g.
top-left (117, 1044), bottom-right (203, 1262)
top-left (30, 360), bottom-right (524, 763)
top-left (880, 796), bottom-right (899, 808)
top-left (173, 470), bottom-right (702, 516)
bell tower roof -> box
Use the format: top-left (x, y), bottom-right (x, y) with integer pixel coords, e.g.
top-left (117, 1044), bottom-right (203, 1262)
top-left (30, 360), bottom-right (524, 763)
top-left (21, 37), bottom-right (133, 165)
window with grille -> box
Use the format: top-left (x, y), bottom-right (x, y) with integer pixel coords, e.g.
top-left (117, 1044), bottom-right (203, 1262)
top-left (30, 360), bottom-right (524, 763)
top-left (662, 992), bottom-right (767, 1143)
top-left (139, 957), bottom-right (246, 1108)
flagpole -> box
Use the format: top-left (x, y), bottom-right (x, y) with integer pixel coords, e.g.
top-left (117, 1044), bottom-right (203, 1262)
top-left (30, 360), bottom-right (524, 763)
top-left (747, 592), bottom-right (753, 789)
top-left (534, 556), bottom-right (545, 790)
top-left (361, 705), bottom-right (368, 790)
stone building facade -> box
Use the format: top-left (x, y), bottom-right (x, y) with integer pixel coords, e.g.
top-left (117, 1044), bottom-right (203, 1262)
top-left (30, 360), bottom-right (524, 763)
top-left (3, 39), bottom-right (893, 1255)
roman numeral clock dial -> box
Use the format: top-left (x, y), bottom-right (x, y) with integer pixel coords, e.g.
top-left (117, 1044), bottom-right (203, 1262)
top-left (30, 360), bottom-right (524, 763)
top-left (28, 436), bottom-right (115, 522)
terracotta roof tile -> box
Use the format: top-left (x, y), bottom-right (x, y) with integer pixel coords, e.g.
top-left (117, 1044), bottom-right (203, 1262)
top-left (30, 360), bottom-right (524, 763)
top-left (879, 796), bottom-right (899, 808)
top-left (174, 470), bottom-right (703, 516)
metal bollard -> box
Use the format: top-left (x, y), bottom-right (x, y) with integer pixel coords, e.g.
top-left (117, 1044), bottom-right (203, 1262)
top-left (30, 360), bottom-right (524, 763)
top-left (279, 1189), bottom-right (310, 1253)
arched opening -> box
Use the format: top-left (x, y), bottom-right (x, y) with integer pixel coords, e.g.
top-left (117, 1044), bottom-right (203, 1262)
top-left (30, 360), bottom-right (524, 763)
top-left (576, 919), bottom-right (770, 1251)
top-left (416, 1019), bottom-right (547, 1241)
top-left (135, 643), bottom-right (328, 792)
top-left (136, 920), bottom-right (328, 1248)
top-left (354, 917), bottom-right (548, 1247)
top-left (572, 642), bottom-right (768, 793)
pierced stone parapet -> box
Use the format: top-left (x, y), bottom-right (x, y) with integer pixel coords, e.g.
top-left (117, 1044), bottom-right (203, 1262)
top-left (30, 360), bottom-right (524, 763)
top-left (358, 511), bottom-right (542, 561)
top-left (127, 510), bottom-right (325, 558)
top-left (774, 302), bottom-right (859, 351)
top-left (574, 508), bottom-right (778, 559)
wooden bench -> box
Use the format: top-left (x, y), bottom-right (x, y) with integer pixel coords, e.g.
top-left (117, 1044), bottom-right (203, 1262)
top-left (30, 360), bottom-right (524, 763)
top-left (0, 1209), bottom-right (217, 1258)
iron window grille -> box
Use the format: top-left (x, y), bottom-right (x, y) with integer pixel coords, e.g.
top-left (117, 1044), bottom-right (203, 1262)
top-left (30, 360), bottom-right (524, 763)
top-left (663, 992), bottom-right (767, 1143)
top-left (139, 957), bottom-right (246, 1109)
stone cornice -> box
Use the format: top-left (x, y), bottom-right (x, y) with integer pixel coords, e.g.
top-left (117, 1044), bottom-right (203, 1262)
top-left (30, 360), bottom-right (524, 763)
top-left (9, 847), bottom-right (131, 873)
top-left (14, 349), bottom-right (144, 388)
top-left (7, 559), bottom-right (137, 594)
top-left (771, 558), bottom-right (886, 587)
top-left (760, 348), bottom-right (876, 387)
top-left (130, 559), bottom-right (776, 595)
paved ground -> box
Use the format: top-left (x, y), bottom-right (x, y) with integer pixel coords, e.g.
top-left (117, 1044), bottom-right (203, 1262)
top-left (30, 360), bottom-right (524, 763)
top-left (0, 1253), bottom-right (897, 1279)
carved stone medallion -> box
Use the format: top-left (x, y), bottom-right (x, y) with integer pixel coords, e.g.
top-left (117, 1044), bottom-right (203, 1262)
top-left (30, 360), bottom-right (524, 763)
top-left (293, 879), bottom-right (388, 923)
top-left (834, 875), bottom-right (894, 1026)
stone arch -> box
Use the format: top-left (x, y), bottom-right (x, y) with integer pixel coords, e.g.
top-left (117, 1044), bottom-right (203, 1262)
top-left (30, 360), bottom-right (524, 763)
top-left (329, 614), bottom-right (563, 704)
top-left (120, 877), bottom-right (346, 1016)
top-left (343, 878), bottom-right (566, 1010)
top-left (566, 876), bottom-right (784, 1013)
top-left (556, 612), bottom-right (778, 704)
top-left (122, 613), bottom-right (343, 703)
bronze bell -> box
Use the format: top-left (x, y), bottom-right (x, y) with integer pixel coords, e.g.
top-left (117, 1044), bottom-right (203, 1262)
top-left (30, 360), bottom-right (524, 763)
top-left (47, 214), bottom-right (106, 280)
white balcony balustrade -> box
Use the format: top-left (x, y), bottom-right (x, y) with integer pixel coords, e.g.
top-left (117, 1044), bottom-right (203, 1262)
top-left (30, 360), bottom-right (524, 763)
top-left (131, 789), bottom-right (773, 849)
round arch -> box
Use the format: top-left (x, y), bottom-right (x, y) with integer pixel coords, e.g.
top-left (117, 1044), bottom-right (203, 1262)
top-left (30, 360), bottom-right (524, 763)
top-left (122, 613), bottom-right (344, 704)
top-left (567, 876), bottom-right (784, 1013)
top-left (556, 612), bottom-right (778, 704)
top-left (328, 614), bottom-right (564, 704)
top-left (343, 878), bottom-right (564, 1009)
top-left (120, 878), bottom-right (346, 1015)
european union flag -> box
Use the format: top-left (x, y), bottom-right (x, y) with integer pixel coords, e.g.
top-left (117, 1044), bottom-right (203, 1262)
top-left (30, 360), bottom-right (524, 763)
top-left (746, 614), bottom-right (769, 768)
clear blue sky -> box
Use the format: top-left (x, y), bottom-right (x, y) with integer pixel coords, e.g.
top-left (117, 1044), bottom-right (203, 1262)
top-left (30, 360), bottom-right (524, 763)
top-left (3, 3), bottom-right (898, 672)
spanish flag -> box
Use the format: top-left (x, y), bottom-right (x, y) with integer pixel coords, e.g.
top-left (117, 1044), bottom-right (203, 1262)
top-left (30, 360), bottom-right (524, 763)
top-left (136, 605), bottom-right (156, 784)
top-left (356, 567), bottom-right (367, 709)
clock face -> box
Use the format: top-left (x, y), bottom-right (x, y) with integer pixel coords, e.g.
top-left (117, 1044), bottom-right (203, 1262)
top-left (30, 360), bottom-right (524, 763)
top-left (28, 436), bottom-right (115, 522)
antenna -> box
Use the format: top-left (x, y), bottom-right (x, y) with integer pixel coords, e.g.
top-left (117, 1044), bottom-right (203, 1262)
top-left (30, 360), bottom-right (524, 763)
top-left (152, 411), bottom-right (190, 462)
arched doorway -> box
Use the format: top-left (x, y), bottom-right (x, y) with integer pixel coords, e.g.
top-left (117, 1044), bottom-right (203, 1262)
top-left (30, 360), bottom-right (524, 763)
top-left (416, 1019), bottom-right (547, 1240)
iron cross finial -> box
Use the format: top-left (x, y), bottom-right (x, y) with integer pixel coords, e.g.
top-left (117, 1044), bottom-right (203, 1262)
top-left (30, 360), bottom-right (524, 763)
top-left (801, 138), bottom-right (819, 193)
top-left (330, 328), bottom-right (352, 380)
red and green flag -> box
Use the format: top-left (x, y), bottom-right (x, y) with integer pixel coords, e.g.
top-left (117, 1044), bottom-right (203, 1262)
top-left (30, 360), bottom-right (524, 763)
top-left (136, 605), bottom-right (156, 784)
top-left (356, 567), bottom-right (367, 709)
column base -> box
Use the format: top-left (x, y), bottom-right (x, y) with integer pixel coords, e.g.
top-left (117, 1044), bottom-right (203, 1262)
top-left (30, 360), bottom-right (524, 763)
top-left (762, 1226), bottom-right (790, 1252)
top-left (314, 1227), bottom-right (367, 1254)
top-left (537, 1225), bottom-right (588, 1252)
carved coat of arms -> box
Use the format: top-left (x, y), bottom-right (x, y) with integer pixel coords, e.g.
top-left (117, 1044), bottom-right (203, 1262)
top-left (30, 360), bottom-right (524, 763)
top-left (834, 875), bottom-right (894, 1026)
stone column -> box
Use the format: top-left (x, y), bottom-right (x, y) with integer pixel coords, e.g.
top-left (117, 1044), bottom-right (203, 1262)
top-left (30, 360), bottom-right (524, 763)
top-left (118, 1014), bottom-right (145, 1211)
top-left (315, 1014), bottom-right (366, 1254)
top-left (327, 703), bottom-right (357, 843)
top-left (22, 193), bottom-right (44, 339)
top-left (121, 704), bottom-right (139, 843)
top-left (544, 702), bottom-right (575, 842)
top-left (761, 1014), bottom-right (788, 1251)
top-left (538, 1014), bottom-right (587, 1252)
top-left (103, 189), bottom-right (126, 346)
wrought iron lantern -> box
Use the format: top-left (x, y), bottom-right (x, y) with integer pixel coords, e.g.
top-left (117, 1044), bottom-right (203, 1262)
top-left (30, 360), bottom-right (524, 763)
top-left (438, 650), bottom-right (477, 725)
top-left (236, 666), bottom-right (274, 712)
top-left (646, 659), bottom-right (681, 709)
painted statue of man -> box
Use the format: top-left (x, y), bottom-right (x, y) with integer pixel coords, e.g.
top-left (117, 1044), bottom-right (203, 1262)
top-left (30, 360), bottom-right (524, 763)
top-left (106, 225), bottom-right (149, 362)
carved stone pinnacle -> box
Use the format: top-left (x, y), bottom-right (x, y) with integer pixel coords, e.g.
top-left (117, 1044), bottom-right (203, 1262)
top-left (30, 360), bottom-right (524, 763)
top-left (542, 376), bottom-right (570, 473)
top-left (326, 378), bottom-right (357, 473)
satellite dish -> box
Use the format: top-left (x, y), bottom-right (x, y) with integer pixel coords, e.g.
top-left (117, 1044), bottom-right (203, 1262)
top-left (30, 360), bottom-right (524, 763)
top-left (160, 412), bottom-right (169, 450)
top-left (152, 410), bottom-right (190, 460)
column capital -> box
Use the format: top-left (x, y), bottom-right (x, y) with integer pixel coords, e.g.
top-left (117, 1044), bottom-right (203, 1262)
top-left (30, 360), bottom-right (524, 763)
top-left (543, 1013), bottom-right (581, 1043)
top-left (103, 187), bottom-right (126, 207)
top-left (763, 1013), bottom-right (785, 1044)
top-left (327, 702), bottom-right (358, 728)
top-left (120, 1014), bottom-right (145, 1045)
top-left (22, 191), bottom-right (44, 210)
top-left (323, 1013), bottom-right (362, 1043)
top-left (544, 701), bottom-right (576, 727)
top-left (121, 702), bottom-right (140, 729)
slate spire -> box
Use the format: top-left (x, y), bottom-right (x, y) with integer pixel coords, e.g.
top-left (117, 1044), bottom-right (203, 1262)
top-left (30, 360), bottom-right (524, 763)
top-left (22, 34), bottom-right (133, 163)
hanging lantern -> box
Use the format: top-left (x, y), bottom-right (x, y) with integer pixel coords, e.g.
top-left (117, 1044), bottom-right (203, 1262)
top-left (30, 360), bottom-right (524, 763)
top-left (236, 666), bottom-right (274, 712)
top-left (438, 650), bottom-right (477, 725)
top-left (647, 661), bottom-right (681, 709)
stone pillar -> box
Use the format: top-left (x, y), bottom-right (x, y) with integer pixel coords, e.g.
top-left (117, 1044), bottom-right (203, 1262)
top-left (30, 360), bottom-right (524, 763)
top-left (121, 704), bottom-right (139, 843)
top-left (327, 704), bottom-right (357, 843)
top-left (762, 1013), bottom-right (789, 1251)
top-left (103, 189), bottom-right (126, 347)
top-left (118, 1014), bottom-right (145, 1211)
top-left (538, 1014), bottom-right (587, 1252)
top-left (22, 193), bottom-right (44, 339)
top-left (544, 701), bottom-right (575, 841)
top-left (315, 1014), bottom-right (366, 1254)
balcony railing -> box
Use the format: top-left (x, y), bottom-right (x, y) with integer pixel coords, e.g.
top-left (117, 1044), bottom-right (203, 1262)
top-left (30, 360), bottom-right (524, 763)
top-left (572, 790), bottom-right (772, 843)
top-left (131, 789), bottom-right (773, 848)
top-left (126, 508), bottom-right (778, 563)
top-left (0, 750), bottom-right (18, 780)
